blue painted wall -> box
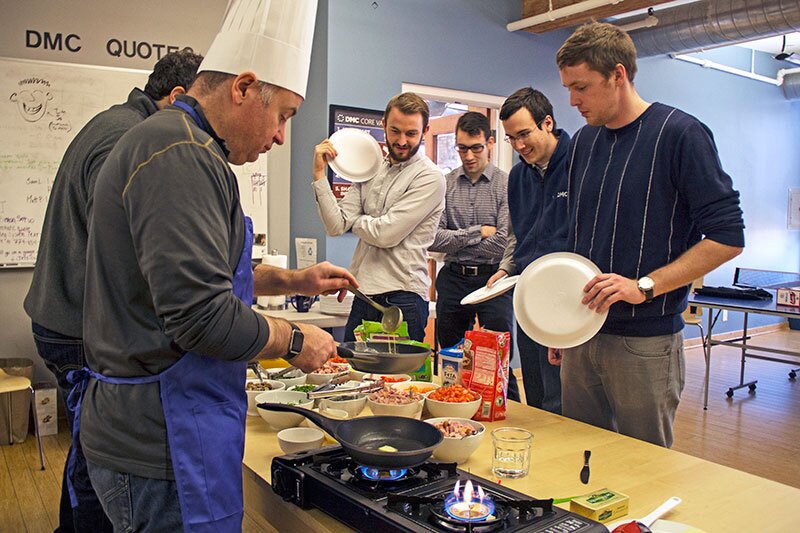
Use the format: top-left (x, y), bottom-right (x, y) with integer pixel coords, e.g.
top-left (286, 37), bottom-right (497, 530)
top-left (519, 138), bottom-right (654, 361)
top-left (290, 0), bottom-right (800, 339)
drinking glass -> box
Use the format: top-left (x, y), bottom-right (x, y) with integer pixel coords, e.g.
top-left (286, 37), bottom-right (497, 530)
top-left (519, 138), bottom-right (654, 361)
top-left (491, 427), bottom-right (533, 478)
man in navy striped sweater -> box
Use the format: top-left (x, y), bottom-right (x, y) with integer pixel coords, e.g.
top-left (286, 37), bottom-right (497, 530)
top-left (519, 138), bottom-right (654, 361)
top-left (553, 23), bottom-right (744, 447)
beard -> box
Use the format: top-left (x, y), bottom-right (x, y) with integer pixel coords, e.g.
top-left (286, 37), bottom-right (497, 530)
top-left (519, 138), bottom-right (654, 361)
top-left (387, 139), bottom-right (422, 163)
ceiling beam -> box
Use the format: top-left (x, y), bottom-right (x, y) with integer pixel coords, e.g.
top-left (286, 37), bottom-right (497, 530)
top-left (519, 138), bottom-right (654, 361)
top-left (519, 0), bottom-right (679, 33)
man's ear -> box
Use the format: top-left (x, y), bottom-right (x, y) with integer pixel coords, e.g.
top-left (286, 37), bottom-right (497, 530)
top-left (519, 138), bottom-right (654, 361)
top-left (231, 72), bottom-right (259, 104)
top-left (168, 86), bottom-right (186, 104)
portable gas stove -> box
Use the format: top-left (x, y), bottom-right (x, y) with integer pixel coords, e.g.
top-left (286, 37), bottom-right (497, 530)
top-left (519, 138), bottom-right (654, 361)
top-left (271, 445), bottom-right (607, 532)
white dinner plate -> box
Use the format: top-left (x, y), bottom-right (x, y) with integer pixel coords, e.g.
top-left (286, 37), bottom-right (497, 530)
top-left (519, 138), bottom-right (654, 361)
top-left (328, 128), bottom-right (383, 182)
top-left (604, 519), bottom-right (706, 533)
top-left (513, 252), bottom-right (607, 348)
top-left (460, 275), bottom-right (520, 306)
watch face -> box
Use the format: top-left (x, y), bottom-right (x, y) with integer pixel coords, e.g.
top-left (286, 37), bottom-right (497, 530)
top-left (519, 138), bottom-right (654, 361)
top-left (289, 329), bottom-right (304, 354)
top-left (639, 277), bottom-right (655, 291)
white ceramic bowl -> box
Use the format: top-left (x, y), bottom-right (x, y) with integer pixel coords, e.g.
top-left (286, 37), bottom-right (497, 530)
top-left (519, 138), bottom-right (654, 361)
top-left (265, 367), bottom-right (307, 389)
top-left (351, 371), bottom-right (412, 383)
top-left (367, 393), bottom-right (425, 419)
top-left (245, 379), bottom-right (285, 416)
top-left (425, 393), bottom-right (481, 419)
top-left (254, 390), bottom-right (314, 430)
top-left (424, 417), bottom-right (486, 464)
top-left (318, 393), bottom-right (368, 418)
top-left (306, 363), bottom-right (351, 385)
top-left (390, 381), bottom-right (440, 396)
top-left (303, 407), bottom-right (349, 439)
top-left (277, 427), bottom-right (324, 454)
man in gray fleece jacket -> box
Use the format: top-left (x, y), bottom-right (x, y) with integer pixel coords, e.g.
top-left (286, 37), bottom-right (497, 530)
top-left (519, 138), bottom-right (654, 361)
top-left (24, 49), bottom-right (203, 533)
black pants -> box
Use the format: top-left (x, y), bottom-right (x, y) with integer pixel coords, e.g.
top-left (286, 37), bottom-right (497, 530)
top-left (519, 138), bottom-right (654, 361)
top-left (435, 267), bottom-right (520, 402)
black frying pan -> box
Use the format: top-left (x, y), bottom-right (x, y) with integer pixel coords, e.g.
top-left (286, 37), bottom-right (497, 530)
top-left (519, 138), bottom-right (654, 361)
top-left (336, 341), bottom-right (431, 374)
top-left (257, 403), bottom-right (443, 468)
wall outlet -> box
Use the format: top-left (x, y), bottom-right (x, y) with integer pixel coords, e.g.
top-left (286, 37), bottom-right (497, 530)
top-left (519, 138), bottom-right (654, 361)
top-left (722, 310), bottom-right (728, 322)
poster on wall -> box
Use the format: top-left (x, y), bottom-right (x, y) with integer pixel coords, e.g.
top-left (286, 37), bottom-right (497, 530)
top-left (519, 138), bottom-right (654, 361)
top-left (328, 104), bottom-right (385, 199)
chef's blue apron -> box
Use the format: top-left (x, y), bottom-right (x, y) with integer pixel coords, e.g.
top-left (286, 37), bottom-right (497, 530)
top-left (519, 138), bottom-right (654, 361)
top-left (67, 99), bottom-right (254, 531)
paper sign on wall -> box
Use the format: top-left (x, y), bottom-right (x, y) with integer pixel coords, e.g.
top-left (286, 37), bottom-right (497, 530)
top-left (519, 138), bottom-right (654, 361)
top-left (295, 238), bottom-right (317, 269)
top-left (788, 188), bottom-right (800, 230)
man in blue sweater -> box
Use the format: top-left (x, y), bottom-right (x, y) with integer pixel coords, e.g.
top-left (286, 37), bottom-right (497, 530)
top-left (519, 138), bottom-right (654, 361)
top-left (487, 88), bottom-right (570, 413)
top-left (555, 23), bottom-right (744, 447)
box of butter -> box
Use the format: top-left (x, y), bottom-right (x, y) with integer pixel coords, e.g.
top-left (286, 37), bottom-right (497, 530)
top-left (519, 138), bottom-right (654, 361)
top-left (570, 487), bottom-right (629, 523)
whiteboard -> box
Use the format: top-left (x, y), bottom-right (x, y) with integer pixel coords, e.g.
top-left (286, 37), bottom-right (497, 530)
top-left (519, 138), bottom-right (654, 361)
top-left (0, 56), bottom-right (268, 268)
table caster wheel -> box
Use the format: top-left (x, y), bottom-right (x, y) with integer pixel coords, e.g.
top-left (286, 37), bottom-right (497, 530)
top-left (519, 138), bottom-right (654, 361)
top-left (790, 371), bottom-right (797, 380)
top-left (748, 384), bottom-right (756, 393)
top-left (726, 389), bottom-right (734, 398)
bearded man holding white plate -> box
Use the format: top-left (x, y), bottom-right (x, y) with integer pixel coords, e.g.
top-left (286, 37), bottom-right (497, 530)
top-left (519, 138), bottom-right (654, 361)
top-left (313, 93), bottom-right (446, 342)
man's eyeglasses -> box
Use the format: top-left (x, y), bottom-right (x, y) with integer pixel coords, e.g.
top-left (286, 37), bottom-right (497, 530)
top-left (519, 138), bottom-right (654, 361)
top-left (504, 119), bottom-right (545, 144)
top-left (455, 143), bottom-right (486, 154)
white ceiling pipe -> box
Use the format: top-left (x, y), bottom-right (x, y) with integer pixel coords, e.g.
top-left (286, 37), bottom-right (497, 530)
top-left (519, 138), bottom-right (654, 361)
top-left (673, 54), bottom-right (782, 85)
top-left (507, 0), bottom-right (624, 32)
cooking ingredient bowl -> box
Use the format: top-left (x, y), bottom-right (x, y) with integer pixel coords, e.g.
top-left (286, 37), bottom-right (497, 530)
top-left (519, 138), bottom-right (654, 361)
top-left (318, 393), bottom-right (368, 418)
top-left (255, 390), bottom-right (314, 430)
top-left (390, 381), bottom-right (440, 396)
top-left (425, 417), bottom-right (485, 464)
top-left (351, 371), bottom-right (412, 383)
top-left (277, 427), bottom-right (324, 454)
top-left (266, 367), bottom-right (307, 388)
top-left (367, 387), bottom-right (425, 419)
top-left (245, 379), bottom-right (285, 416)
top-left (425, 385), bottom-right (481, 419)
top-left (306, 363), bottom-right (351, 385)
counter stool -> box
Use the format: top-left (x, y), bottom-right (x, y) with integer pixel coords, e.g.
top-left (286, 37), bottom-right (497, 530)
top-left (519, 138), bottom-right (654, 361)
top-left (0, 368), bottom-right (45, 470)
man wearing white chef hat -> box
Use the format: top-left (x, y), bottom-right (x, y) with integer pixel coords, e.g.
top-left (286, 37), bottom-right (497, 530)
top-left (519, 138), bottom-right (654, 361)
top-left (75, 1), bottom-right (356, 531)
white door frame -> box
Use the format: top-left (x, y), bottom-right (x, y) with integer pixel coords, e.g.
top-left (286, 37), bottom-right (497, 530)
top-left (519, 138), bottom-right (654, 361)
top-left (401, 83), bottom-right (514, 172)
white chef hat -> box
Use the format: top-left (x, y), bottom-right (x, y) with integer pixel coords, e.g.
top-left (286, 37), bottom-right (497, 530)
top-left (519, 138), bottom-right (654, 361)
top-left (198, 0), bottom-right (318, 99)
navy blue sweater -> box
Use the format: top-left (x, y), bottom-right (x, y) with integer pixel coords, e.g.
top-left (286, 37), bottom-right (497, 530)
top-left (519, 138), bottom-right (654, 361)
top-left (509, 130), bottom-right (571, 272)
top-left (566, 103), bottom-right (745, 337)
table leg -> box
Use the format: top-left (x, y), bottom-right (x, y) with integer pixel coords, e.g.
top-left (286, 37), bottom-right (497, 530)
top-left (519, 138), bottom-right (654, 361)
top-left (726, 312), bottom-right (758, 398)
top-left (703, 310), bottom-right (713, 410)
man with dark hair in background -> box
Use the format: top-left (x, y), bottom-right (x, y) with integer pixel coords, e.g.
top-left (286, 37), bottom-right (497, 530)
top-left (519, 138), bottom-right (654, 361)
top-left (487, 88), bottom-right (571, 414)
top-left (429, 111), bottom-right (519, 401)
top-left (555, 22), bottom-right (743, 447)
top-left (23, 48), bottom-right (203, 533)
top-left (313, 92), bottom-right (446, 342)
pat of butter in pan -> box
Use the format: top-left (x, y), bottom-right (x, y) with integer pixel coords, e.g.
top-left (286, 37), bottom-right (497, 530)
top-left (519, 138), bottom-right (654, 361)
top-left (378, 445), bottom-right (398, 452)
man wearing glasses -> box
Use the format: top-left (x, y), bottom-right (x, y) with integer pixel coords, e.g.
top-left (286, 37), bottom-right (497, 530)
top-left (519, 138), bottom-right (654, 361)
top-left (429, 111), bottom-right (520, 402)
top-left (486, 88), bottom-right (571, 414)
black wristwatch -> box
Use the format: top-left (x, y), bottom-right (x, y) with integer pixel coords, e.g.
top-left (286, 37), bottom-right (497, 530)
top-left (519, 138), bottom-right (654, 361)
top-left (637, 276), bottom-right (655, 303)
top-left (285, 323), bottom-right (304, 361)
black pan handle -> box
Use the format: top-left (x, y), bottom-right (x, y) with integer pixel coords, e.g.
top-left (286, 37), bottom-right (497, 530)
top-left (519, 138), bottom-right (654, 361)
top-left (336, 345), bottom-right (355, 359)
top-left (256, 402), bottom-right (344, 435)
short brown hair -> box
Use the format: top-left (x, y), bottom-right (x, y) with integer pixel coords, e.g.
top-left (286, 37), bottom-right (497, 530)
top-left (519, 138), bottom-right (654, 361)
top-left (384, 92), bottom-right (430, 130)
top-left (556, 22), bottom-right (638, 82)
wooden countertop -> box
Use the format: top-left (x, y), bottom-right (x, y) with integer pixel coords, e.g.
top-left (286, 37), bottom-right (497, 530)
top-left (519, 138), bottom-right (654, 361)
top-left (242, 400), bottom-right (800, 532)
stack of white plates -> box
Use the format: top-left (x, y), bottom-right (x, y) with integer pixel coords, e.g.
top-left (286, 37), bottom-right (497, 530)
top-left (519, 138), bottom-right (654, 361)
top-left (319, 293), bottom-right (354, 316)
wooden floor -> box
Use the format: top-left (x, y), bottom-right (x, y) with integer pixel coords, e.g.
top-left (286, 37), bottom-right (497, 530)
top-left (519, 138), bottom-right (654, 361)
top-left (2, 329), bottom-right (799, 532)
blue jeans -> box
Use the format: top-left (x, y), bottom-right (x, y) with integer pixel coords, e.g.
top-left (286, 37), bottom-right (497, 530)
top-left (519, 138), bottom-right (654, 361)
top-left (31, 322), bottom-right (113, 533)
top-left (344, 291), bottom-right (429, 342)
top-left (434, 267), bottom-right (520, 402)
top-left (517, 324), bottom-right (561, 414)
top-left (86, 460), bottom-right (183, 532)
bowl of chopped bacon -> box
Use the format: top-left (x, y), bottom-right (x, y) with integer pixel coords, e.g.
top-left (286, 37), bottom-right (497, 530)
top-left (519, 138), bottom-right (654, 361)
top-left (424, 417), bottom-right (485, 464)
top-left (425, 384), bottom-right (482, 419)
top-left (367, 384), bottom-right (425, 418)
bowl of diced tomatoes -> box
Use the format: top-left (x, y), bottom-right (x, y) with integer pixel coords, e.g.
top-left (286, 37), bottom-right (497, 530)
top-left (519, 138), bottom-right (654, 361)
top-left (425, 384), bottom-right (481, 419)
